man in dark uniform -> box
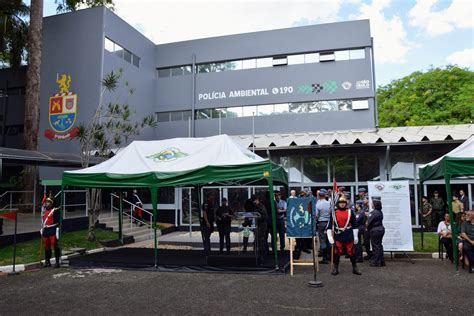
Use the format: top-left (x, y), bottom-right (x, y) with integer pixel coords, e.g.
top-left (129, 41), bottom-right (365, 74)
top-left (252, 195), bottom-right (267, 264)
top-left (41, 197), bottom-right (61, 268)
top-left (327, 196), bottom-right (361, 275)
top-left (367, 197), bottom-right (385, 267)
top-left (353, 199), bottom-right (367, 263)
top-left (362, 196), bottom-right (372, 260)
top-left (242, 198), bottom-right (254, 252)
top-left (201, 193), bottom-right (215, 256)
top-left (273, 190), bottom-right (287, 254)
top-left (216, 197), bottom-right (233, 254)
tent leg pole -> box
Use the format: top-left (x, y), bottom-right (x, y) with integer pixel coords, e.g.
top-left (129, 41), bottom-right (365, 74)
top-left (445, 175), bottom-right (458, 272)
top-left (151, 187), bottom-right (158, 268)
top-left (267, 163), bottom-right (279, 270)
top-left (119, 191), bottom-right (123, 245)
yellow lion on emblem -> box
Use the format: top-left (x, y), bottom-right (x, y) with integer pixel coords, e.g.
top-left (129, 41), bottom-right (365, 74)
top-left (56, 74), bottom-right (71, 94)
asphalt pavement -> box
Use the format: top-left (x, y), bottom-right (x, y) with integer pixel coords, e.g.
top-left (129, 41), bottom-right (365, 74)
top-left (0, 258), bottom-right (472, 315)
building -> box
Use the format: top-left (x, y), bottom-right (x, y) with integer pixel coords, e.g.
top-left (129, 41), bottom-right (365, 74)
top-left (0, 7), bottom-right (472, 228)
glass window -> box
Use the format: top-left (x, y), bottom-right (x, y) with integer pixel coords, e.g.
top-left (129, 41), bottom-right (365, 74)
top-left (335, 50), bottom-right (350, 61)
top-left (182, 65), bottom-right (192, 75)
top-left (305, 53), bottom-right (319, 63)
top-left (289, 157), bottom-right (302, 183)
top-left (338, 100), bottom-right (352, 111)
top-left (183, 110), bottom-right (192, 121)
top-left (242, 105), bottom-right (257, 117)
top-left (114, 43), bottom-right (124, 58)
top-left (318, 100), bottom-right (337, 112)
top-left (158, 187), bottom-right (175, 204)
top-left (157, 68), bottom-right (170, 78)
top-left (197, 64), bottom-right (210, 73)
top-left (156, 112), bottom-right (170, 122)
top-left (319, 52), bottom-right (335, 62)
top-left (303, 157), bottom-right (328, 182)
top-left (226, 107), bottom-right (242, 118)
top-left (352, 100), bottom-right (369, 110)
top-left (330, 155), bottom-right (355, 182)
top-left (357, 154), bottom-right (380, 181)
top-left (132, 55), bottom-right (140, 67)
top-left (171, 67), bottom-right (183, 76)
top-left (273, 56), bottom-right (288, 66)
top-left (170, 111), bottom-right (183, 121)
top-left (349, 49), bottom-right (365, 59)
top-left (123, 50), bottom-right (132, 63)
top-left (274, 103), bottom-right (289, 114)
top-left (390, 152), bottom-right (415, 180)
top-left (196, 109), bottom-right (211, 119)
top-left (256, 58), bottom-right (272, 68)
top-left (288, 54), bottom-right (305, 65)
top-left (242, 59), bottom-right (256, 69)
top-left (257, 104), bottom-right (273, 116)
top-left (104, 37), bottom-right (114, 52)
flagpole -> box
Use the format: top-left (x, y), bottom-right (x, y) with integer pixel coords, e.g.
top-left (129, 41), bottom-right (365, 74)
top-left (308, 197), bottom-right (323, 288)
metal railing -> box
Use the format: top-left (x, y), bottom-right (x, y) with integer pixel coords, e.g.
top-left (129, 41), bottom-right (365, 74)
top-left (110, 193), bottom-right (154, 236)
top-left (0, 190), bottom-right (34, 212)
top-left (53, 190), bottom-right (88, 219)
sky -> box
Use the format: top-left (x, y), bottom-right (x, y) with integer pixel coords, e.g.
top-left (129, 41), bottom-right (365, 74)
top-left (41, 0), bottom-right (474, 86)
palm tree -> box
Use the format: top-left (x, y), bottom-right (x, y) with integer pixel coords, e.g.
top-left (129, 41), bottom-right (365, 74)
top-left (0, 0), bottom-right (29, 68)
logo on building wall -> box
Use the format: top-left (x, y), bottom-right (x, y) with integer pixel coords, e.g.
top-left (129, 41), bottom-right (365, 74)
top-left (323, 80), bottom-right (338, 94)
top-left (44, 74), bottom-right (79, 141)
top-left (341, 81), bottom-right (352, 90)
top-left (356, 80), bottom-right (370, 89)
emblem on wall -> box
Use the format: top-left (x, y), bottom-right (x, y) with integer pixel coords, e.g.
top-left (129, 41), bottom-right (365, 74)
top-left (44, 74), bottom-right (79, 141)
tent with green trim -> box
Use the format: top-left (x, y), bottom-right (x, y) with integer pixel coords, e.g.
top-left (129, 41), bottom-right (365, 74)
top-left (419, 135), bottom-right (474, 270)
top-left (61, 134), bottom-right (288, 268)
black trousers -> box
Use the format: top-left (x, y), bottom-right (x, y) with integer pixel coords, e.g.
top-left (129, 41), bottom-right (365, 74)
top-left (364, 229), bottom-right (372, 258)
top-left (440, 237), bottom-right (454, 261)
top-left (354, 227), bottom-right (365, 261)
top-left (369, 227), bottom-right (385, 265)
top-left (217, 224), bottom-right (231, 252)
top-left (432, 211), bottom-right (444, 229)
top-left (201, 224), bottom-right (213, 255)
top-left (269, 219), bottom-right (286, 251)
top-left (463, 241), bottom-right (474, 265)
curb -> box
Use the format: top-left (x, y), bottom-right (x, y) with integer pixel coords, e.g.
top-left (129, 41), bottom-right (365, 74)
top-left (0, 247), bottom-right (106, 273)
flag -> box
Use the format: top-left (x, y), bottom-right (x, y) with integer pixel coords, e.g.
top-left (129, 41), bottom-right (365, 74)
top-left (41, 192), bottom-right (47, 205)
top-left (0, 210), bottom-right (17, 221)
top-left (332, 177), bottom-right (338, 192)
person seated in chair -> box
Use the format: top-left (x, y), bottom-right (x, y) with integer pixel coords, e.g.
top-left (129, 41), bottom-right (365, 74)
top-left (437, 213), bottom-right (453, 262)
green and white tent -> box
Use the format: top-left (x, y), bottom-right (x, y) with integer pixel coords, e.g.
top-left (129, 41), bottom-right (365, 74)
top-left (419, 135), bottom-right (474, 270)
top-left (62, 134), bottom-right (288, 267)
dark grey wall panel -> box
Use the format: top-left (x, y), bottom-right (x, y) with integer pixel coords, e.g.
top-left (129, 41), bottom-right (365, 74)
top-left (155, 20), bottom-right (371, 67)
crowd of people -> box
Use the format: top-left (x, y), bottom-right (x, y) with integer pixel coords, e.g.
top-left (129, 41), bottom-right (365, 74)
top-left (422, 189), bottom-right (473, 272)
top-left (199, 187), bottom-right (386, 274)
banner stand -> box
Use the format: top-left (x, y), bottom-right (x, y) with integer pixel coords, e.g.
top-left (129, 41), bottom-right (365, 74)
top-left (289, 237), bottom-right (319, 276)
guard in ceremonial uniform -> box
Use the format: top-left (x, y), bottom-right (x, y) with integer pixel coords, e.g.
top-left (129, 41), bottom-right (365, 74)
top-left (41, 197), bottom-right (61, 268)
top-left (367, 197), bottom-right (385, 267)
top-left (327, 196), bottom-right (361, 275)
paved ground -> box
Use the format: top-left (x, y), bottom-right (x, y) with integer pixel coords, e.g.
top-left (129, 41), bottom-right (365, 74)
top-left (0, 259), bottom-right (472, 315)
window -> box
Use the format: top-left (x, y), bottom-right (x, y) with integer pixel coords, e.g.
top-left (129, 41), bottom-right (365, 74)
top-left (335, 50), bottom-right (349, 61)
top-left (156, 112), bottom-right (170, 122)
top-left (305, 53), bottom-right (319, 63)
top-left (242, 59), bottom-right (256, 69)
top-left (183, 65), bottom-right (192, 75)
top-left (330, 155), bottom-right (355, 182)
top-left (226, 107), bottom-right (242, 118)
top-left (157, 68), bottom-right (170, 78)
top-left (123, 50), bottom-right (132, 63)
top-left (256, 58), bottom-right (272, 68)
top-left (242, 105), bottom-right (257, 117)
top-left (257, 104), bottom-right (273, 116)
top-left (196, 109), bottom-right (211, 119)
top-left (171, 67), bottom-right (183, 76)
top-left (104, 38), bottom-right (114, 52)
top-left (104, 37), bottom-right (140, 68)
top-left (273, 56), bottom-right (288, 66)
top-left (350, 49), bottom-right (365, 59)
top-left (357, 154), bottom-right (380, 181)
top-left (288, 54), bottom-right (305, 65)
top-left (303, 157), bottom-right (328, 182)
top-left (170, 111), bottom-right (183, 121)
top-left (319, 52), bottom-right (335, 62)
top-left (132, 55), bottom-right (140, 67)
top-left (352, 100), bottom-right (369, 110)
top-left (338, 100), bottom-right (352, 111)
top-left (274, 103), bottom-right (289, 114)
top-left (114, 44), bottom-right (124, 59)
top-left (183, 110), bottom-right (192, 121)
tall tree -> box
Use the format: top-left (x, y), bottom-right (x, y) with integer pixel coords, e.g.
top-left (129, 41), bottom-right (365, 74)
top-left (0, 0), bottom-right (29, 68)
top-left (377, 66), bottom-right (474, 127)
top-left (55, 0), bottom-right (114, 13)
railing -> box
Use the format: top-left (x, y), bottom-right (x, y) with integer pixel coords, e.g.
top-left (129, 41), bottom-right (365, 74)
top-left (0, 190), bottom-right (35, 212)
top-left (110, 193), bottom-right (154, 236)
top-left (54, 190), bottom-right (88, 219)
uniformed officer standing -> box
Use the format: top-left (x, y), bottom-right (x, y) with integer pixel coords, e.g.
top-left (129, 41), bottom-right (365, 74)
top-left (273, 190), bottom-right (287, 254)
top-left (41, 197), bottom-right (61, 268)
top-left (316, 189), bottom-right (331, 264)
top-left (201, 193), bottom-right (216, 256)
top-left (367, 197), bottom-right (385, 267)
top-left (216, 197), bottom-right (233, 254)
top-left (353, 200), bottom-right (367, 263)
top-left (362, 196), bottom-right (372, 260)
top-left (327, 196), bottom-right (361, 275)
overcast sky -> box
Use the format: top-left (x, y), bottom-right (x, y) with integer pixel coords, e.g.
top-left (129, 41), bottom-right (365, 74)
top-left (42, 0), bottom-right (474, 86)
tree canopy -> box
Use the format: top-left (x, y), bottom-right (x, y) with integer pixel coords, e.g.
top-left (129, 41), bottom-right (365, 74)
top-left (377, 66), bottom-right (474, 127)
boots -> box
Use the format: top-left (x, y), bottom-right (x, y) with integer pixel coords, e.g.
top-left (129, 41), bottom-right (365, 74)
top-left (44, 250), bottom-right (52, 267)
top-left (54, 248), bottom-right (61, 268)
top-left (331, 256), bottom-right (339, 275)
top-left (350, 256), bottom-right (362, 275)
top-left (319, 249), bottom-right (329, 264)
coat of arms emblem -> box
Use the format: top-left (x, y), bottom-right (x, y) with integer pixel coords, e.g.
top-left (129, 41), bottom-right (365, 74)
top-left (44, 74), bottom-right (79, 140)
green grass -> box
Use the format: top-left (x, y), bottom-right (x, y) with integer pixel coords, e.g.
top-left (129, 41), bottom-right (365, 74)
top-left (0, 228), bottom-right (118, 266)
top-left (412, 232), bottom-right (439, 253)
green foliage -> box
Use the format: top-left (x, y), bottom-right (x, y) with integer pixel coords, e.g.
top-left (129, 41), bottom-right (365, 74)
top-left (377, 66), bottom-right (474, 127)
top-left (0, 0), bottom-right (29, 68)
top-left (55, 0), bottom-right (114, 13)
